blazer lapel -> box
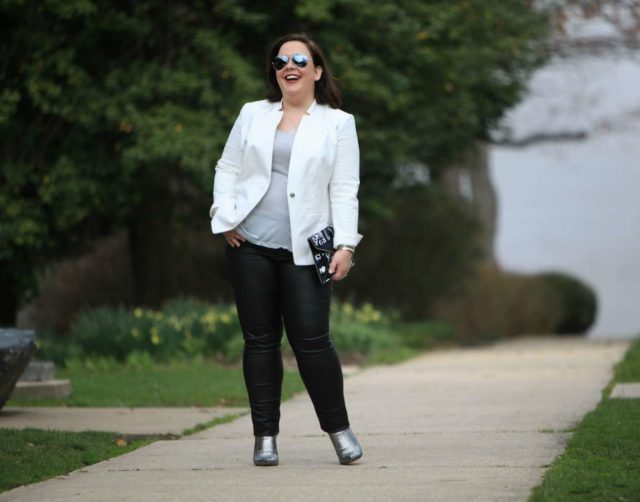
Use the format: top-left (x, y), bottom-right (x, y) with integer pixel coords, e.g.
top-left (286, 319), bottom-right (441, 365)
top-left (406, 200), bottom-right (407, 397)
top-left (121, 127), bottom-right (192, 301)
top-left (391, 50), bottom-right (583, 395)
top-left (250, 102), bottom-right (282, 179)
top-left (289, 101), bottom-right (321, 185)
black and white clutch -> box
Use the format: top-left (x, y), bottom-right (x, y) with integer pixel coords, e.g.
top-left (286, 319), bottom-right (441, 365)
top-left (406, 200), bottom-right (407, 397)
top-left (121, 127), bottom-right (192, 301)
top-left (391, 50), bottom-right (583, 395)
top-left (307, 226), bottom-right (354, 284)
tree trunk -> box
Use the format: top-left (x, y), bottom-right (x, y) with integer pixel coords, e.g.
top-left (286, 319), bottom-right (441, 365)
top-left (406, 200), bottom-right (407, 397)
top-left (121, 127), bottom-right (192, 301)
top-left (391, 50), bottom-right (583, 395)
top-left (441, 141), bottom-right (497, 262)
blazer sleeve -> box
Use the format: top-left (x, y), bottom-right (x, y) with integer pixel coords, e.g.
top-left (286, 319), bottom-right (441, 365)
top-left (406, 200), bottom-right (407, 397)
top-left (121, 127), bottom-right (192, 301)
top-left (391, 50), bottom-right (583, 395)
top-left (329, 114), bottom-right (363, 248)
top-left (209, 104), bottom-right (247, 221)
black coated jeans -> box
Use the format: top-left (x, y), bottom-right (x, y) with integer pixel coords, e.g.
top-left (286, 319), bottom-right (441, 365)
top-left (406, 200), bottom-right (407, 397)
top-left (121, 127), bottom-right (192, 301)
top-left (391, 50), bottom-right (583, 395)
top-left (225, 240), bottom-right (350, 436)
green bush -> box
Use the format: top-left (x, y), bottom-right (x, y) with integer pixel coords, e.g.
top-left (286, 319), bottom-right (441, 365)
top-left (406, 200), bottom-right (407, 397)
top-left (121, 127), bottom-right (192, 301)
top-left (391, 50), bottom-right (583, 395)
top-left (64, 299), bottom-right (240, 362)
top-left (330, 302), bottom-right (400, 358)
top-left (539, 273), bottom-right (597, 334)
top-left (37, 298), bottom-right (424, 365)
top-left (394, 321), bottom-right (457, 350)
top-left (34, 331), bottom-right (83, 367)
top-left (432, 265), bottom-right (597, 339)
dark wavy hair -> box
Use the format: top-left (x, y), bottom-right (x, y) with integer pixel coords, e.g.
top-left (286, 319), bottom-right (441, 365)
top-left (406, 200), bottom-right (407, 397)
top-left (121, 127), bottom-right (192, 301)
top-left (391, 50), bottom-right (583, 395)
top-left (266, 33), bottom-right (342, 109)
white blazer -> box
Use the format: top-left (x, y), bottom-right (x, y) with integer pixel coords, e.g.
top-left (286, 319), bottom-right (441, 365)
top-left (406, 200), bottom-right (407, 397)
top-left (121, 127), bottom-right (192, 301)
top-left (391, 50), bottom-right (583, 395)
top-left (209, 99), bottom-right (363, 265)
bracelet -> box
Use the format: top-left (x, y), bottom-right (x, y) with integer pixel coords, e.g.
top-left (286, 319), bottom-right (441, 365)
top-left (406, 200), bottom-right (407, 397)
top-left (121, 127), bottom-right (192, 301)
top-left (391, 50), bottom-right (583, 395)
top-left (336, 244), bottom-right (355, 254)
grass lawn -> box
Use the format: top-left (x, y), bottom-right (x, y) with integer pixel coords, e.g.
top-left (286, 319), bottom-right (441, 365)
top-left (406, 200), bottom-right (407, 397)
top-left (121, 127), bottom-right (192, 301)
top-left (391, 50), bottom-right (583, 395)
top-left (529, 337), bottom-right (640, 501)
top-left (6, 323), bottom-right (443, 408)
top-left (0, 428), bottom-right (159, 493)
top-left (7, 357), bottom-right (306, 407)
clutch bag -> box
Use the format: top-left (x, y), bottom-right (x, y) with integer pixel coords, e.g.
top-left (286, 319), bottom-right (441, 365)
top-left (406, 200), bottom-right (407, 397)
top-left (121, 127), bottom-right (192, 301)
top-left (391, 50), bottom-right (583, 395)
top-left (307, 226), bottom-right (354, 284)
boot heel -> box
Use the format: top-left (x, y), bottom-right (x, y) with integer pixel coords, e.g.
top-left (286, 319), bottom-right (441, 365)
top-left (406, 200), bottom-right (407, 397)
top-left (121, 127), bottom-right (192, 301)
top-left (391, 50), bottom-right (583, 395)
top-left (328, 427), bottom-right (363, 465)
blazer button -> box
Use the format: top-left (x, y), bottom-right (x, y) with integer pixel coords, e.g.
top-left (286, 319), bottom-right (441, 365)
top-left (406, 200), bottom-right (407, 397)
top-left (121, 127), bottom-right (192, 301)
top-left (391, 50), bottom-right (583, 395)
top-left (289, 192), bottom-right (295, 198)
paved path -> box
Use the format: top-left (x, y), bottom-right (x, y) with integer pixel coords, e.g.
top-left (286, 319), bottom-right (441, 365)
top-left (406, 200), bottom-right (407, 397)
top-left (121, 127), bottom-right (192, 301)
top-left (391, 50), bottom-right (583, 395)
top-left (0, 407), bottom-right (248, 436)
top-left (1, 337), bottom-right (629, 501)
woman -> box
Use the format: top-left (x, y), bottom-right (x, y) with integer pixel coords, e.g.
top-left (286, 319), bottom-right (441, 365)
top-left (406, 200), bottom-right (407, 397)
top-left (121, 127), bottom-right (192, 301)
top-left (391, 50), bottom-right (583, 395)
top-left (209, 33), bottom-right (363, 466)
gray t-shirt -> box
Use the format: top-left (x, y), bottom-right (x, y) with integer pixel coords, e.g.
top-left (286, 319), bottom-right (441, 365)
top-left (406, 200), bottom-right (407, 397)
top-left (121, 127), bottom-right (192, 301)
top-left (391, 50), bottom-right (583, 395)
top-left (236, 129), bottom-right (295, 250)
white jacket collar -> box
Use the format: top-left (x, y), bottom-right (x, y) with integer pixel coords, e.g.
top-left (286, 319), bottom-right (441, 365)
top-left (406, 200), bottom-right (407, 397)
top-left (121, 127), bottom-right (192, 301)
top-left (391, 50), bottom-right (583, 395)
top-left (277, 98), bottom-right (317, 115)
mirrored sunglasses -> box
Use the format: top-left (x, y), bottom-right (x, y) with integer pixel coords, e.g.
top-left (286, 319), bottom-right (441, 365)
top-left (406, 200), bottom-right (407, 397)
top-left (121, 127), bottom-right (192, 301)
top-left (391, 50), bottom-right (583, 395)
top-left (272, 53), bottom-right (309, 71)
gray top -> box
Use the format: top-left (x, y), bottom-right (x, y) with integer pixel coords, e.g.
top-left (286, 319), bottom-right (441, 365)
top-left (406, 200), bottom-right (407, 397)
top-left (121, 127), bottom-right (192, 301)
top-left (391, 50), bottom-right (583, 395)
top-left (236, 129), bottom-right (295, 250)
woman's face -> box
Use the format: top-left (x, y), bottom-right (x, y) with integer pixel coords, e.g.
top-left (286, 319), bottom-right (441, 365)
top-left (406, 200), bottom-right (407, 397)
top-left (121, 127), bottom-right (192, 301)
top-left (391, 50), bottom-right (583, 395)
top-left (274, 40), bottom-right (322, 102)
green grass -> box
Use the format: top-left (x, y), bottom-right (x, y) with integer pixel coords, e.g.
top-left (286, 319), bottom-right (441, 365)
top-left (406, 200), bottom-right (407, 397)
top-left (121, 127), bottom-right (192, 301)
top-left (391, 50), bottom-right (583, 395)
top-left (181, 412), bottom-right (246, 436)
top-left (614, 337), bottom-right (640, 382)
top-left (0, 428), bottom-right (158, 493)
top-left (7, 357), bottom-right (306, 407)
top-left (529, 336), bottom-right (640, 501)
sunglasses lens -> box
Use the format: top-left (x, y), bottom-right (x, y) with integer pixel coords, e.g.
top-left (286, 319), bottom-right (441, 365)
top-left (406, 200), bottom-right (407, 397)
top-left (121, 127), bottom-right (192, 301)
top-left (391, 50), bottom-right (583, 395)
top-left (292, 53), bottom-right (308, 67)
top-left (272, 55), bottom-right (288, 70)
top-left (273, 54), bottom-right (309, 70)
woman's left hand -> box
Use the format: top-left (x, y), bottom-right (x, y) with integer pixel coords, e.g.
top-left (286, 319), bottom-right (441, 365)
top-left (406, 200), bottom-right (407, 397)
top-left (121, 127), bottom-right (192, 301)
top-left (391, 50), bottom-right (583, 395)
top-left (329, 249), bottom-right (354, 281)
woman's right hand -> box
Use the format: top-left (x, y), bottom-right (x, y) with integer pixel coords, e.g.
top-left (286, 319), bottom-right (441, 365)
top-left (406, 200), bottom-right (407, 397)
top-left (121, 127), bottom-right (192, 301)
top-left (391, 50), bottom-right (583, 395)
top-left (224, 229), bottom-right (246, 247)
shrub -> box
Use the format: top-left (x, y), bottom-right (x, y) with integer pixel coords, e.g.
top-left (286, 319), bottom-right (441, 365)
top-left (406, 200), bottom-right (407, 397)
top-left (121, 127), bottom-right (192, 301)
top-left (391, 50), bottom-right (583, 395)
top-left (40, 298), bottom-right (417, 365)
top-left (330, 302), bottom-right (400, 358)
top-left (34, 330), bottom-right (83, 367)
top-left (538, 273), bottom-right (597, 334)
top-left (394, 321), bottom-right (457, 350)
top-left (65, 299), bottom-right (240, 362)
top-left (257, 302), bottom-right (403, 364)
top-left (431, 264), bottom-right (597, 339)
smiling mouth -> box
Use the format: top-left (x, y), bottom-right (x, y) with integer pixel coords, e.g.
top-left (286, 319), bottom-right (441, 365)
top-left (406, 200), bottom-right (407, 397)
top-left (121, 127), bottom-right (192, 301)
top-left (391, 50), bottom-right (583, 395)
top-left (284, 75), bottom-right (300, 81)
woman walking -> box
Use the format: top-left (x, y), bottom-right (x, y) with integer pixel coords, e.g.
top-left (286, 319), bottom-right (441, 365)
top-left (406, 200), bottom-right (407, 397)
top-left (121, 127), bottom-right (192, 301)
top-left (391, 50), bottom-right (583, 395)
top-left (209, 33), bottom-right (363, 466)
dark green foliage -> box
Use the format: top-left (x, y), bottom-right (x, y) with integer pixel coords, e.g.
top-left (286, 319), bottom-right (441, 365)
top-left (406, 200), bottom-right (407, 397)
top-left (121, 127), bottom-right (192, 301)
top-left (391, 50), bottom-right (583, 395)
top-left (539, 273), bottom-right (597, 334)
top-left (0, 1), bottom-right (262, 319)
top-left (0, 1), bottom-right (549, 322)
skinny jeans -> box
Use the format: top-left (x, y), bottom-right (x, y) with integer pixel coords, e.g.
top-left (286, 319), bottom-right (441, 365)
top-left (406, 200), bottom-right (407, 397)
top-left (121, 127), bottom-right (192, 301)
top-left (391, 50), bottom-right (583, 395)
top-left (225, 240), bottom-right (350, 436)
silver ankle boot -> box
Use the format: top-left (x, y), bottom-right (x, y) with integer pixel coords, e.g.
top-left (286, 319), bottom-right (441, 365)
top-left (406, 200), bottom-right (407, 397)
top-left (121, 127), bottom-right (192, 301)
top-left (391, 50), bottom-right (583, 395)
top-left (328, 427), bottom-right (363, 465)
top-left (253, 435), bottom-right (279, 466)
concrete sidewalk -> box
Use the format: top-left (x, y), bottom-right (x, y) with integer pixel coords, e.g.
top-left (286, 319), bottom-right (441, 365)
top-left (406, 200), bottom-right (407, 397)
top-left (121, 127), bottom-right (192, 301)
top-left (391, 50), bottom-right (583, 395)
top-left (1, 337), bottom-right (629, 501)
top-left (0, 406), bottom-right (249, 436)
